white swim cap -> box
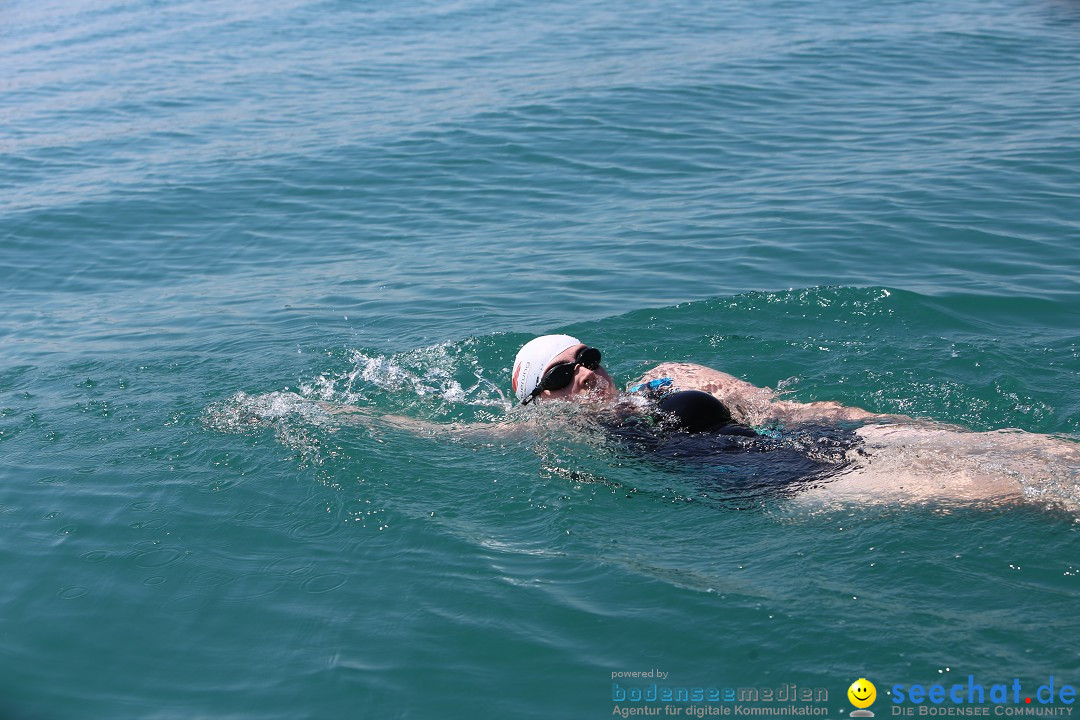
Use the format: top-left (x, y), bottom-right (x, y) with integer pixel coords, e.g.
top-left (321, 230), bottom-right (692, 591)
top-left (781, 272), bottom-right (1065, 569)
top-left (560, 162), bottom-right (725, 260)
top-left (512, 334), bottom-right (581, 403)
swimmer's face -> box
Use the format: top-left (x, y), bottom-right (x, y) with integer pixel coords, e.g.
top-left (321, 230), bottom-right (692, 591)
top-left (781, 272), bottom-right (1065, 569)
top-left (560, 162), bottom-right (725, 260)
top-left (538, 343), bottom-right (617, 404)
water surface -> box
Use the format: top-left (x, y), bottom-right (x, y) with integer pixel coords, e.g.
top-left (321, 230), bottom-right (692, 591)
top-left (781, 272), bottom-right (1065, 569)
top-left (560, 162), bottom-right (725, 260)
top-left (2, 0), bottom-right (1079, 717)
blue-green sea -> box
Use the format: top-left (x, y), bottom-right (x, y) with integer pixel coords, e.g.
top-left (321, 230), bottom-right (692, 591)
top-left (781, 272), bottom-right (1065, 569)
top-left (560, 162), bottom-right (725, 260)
top-left (2, 0), bottom-right (1079, 717)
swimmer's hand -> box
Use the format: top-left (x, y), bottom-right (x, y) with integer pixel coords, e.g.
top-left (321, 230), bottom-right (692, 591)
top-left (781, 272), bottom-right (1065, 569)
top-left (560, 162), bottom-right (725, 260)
top-left (320, 402), bottom-right (376, 418)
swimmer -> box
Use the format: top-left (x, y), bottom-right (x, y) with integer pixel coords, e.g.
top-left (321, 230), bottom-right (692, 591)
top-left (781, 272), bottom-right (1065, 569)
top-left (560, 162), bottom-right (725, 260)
top-left (321, 334), bottom-right (1078, 509)
top-left (510, 334), bottom-right (1079, 507)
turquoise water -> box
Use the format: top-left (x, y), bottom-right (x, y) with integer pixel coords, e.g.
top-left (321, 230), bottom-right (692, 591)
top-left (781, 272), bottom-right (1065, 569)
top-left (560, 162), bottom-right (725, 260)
top-left (2, 0), bottom-right (1079, 716)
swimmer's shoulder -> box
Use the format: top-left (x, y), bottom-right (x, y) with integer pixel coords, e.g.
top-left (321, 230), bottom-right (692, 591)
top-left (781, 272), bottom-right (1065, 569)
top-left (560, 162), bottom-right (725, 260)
top-left (633, 363), bottom-right (774, 425)
top-left (636, 363), bottom-right (773, 401)
top-left (639, 361), bottom-right (705, 380)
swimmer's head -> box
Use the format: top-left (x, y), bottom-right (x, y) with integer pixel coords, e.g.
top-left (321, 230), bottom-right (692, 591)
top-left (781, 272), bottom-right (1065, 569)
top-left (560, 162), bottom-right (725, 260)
top-left (512, 335), bottom-right (616, 405)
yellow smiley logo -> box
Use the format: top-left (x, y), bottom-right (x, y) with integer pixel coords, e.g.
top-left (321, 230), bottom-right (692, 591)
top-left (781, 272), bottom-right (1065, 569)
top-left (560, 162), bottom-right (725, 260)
top-left (848, 678), bottom-right (877, 709)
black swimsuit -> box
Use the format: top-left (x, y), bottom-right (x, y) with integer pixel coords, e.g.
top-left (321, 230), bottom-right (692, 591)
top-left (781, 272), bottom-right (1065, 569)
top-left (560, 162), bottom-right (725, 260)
top-left (603, 380), bottom-right (862, 501)
top-left (624, 377), bottom-right (755, 435)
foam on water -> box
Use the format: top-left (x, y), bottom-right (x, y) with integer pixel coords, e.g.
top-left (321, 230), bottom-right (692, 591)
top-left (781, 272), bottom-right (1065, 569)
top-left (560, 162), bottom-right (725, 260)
top-left (203, 390), bottom-right (338, 466)
top-left (298, 341), bottom-right (513, 415)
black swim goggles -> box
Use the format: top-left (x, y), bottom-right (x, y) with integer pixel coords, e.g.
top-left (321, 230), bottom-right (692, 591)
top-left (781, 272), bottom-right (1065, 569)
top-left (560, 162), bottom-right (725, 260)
top-left (522, 346), bottom-right (602, 405)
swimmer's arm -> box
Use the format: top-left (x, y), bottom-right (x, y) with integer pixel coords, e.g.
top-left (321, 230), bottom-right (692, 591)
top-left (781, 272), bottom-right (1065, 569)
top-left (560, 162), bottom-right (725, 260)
top-left (320, 402), bottom-right (531, 441)
top-left (767, 399), bottom-right (899, 424)
top-left (639, 363), bottom-right (772, 399)
top-left (637, 363), bottom-right (777, 424)
top-left (637, 363), bottom-right (911, 426)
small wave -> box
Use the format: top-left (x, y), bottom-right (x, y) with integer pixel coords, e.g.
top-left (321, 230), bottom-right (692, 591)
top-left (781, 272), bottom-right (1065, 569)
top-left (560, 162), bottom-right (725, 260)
top-left (204, 339), bottom-right (515, 465)
top-left (298, 341), bottom-right (512, 416)
top-left (203, 390), bottom-right (337, 466)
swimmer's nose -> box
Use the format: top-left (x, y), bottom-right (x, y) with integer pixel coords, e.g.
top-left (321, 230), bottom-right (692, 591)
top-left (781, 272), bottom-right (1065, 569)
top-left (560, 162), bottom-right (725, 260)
top-left (575, 365), bottom-right (601, 391)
